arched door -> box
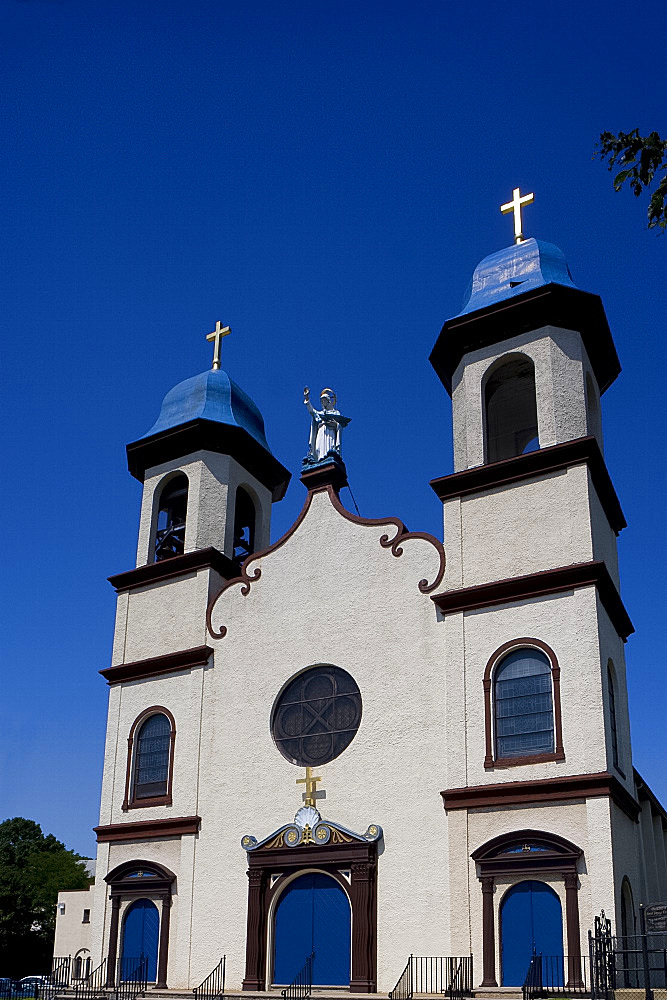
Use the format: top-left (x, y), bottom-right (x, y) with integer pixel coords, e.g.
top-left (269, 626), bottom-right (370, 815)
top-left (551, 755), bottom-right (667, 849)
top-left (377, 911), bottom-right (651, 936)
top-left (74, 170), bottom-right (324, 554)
top-left (500, 881), bottom-right (563, 986)
top-left (273, 872), bottom-right (351, 987)
top-left (121, 898), bottom-right (159, 981)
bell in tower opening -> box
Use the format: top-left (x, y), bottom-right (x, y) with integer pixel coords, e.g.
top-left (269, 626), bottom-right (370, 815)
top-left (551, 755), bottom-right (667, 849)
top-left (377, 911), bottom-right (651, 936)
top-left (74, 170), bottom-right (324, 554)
top-left (153, 474), bottom-right (188, 562)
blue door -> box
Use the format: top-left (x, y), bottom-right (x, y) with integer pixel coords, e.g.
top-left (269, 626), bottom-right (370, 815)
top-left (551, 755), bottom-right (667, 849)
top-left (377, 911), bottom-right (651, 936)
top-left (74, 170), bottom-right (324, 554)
top-left (501, 881), bottom-right (563, 986)
top-left (121, 898), bottom-right (159, 981)
top-left (273, 873), bottom-right (351, 986)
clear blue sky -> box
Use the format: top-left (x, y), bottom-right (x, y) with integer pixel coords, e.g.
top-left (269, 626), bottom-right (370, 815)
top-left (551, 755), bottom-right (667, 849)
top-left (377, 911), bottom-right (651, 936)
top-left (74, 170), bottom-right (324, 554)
top-left (0, 0), bottom-right (664, 858)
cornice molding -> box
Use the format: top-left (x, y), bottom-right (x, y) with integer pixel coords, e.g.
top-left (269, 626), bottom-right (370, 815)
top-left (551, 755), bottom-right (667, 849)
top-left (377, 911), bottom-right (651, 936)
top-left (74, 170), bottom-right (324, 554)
top-left (126, 418), bottom-right (291, 501)
top-left (94, 816), bottom-right (201, 843)
top-left (108, 547), bottom-right (239, 593)
top-left (441, 771), bottom-right (640, 822)
top-left (430, 436), bottom-right (625, 534)
top-left (100, 645), bottom-right (213, 685)
top-left (432, 560), bottom-right (634, 641)
top-left (429, 283), bottom-right (620, 395)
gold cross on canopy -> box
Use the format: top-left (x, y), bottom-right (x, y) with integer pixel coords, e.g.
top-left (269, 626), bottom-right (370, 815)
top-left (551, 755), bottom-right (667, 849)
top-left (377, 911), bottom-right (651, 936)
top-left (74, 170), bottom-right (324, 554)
top-left (500, 187), bottom-right (534, 245)
top-left (296, 766), bottom-right (322, 808)
top-left (206, 321), bottom-right (231, 371)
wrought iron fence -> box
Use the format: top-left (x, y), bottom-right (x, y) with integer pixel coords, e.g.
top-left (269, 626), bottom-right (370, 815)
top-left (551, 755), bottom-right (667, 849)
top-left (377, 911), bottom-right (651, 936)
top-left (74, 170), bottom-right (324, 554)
top-left (74, 958), bottom-right (107, 1000)
top-left (445, 956), bottom-right (473, 1000)
top-left (281, 952), bottom-right (314, 1000)
top-left (522, 954), bottom-right (589, 999)
top-left (389, 956), bottom-right (474, 1000)
top-left (193, 956), bottom-right (226, 1000)
top-left (115, 956), bottom-right (148, 1000)
top-left (590, 907), bottom-right (667, 1000)
top-left (50, 958), bottom-right (71, 989)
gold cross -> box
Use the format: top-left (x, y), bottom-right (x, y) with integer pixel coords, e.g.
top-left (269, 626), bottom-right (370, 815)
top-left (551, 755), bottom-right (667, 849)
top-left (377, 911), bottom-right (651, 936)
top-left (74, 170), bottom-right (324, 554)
top-left (206, 321), bottom-right (231, 371)
top-left (296, 767), bottom-right (322, 808)
top-left (500, 186), bottom-right (534, 245)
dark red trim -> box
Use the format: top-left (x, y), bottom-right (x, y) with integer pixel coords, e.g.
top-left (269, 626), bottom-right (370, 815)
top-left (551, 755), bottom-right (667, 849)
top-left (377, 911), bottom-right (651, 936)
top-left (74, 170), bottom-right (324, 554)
top-left (242, 839), bottom-right (377, 992)
top-left (300, 458), bottom-right (349, 493)
top-left (442, 771), bottom-right (640, 821)
top-left (126, 418), bottom-right (291, 501)
top-left (430, 436), bottom-right (625, 535)
top-left (432, 560), bottom-right (634, 641)
top-left (122, 706), bottom-right (176, 812)
top-left (101, 645), bottom-right (213, 685)
top-left (483, 638), bottom-right (564, 769)
top-left (109, 547), bottom-right (240, 593)
top-left (429, 282), bottom-right (620, 395)
top-left (207, 483), bottom-right (447, 638)
top-left (94, 816), bottom-right (201, 842)
top-left (327, 486), bottom-right (446, 595)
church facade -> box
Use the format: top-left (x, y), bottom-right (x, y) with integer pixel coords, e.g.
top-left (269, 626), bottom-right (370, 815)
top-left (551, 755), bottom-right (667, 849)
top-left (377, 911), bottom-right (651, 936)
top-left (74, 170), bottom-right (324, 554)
top-left (80, 236), bottom-right (666, 994)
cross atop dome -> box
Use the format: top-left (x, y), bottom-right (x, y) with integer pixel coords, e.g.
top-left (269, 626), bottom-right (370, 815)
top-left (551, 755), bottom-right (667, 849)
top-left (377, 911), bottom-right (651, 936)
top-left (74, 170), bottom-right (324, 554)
top-left (206, 320), bottom-right (232, 371)
top-left (500, 186), bottom-right (534, 244)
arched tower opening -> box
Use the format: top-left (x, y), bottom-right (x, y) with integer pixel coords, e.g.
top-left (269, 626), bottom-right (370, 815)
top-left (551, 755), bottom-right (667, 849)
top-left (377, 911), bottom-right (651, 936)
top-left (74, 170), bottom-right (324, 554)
top-left (484, 353), bottom-right (539, 463)
top-left (233, 486), bottom-right (257, 562)
top-left (153, 474), bottom-right (188, 562)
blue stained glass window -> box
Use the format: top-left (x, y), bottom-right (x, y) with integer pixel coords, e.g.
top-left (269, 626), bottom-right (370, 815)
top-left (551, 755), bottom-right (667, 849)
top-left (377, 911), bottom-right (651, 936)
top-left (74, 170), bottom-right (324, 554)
top-left (133, 714), bottom-right (171, 799)
top-left (494, 649), bottom-right (554, 758)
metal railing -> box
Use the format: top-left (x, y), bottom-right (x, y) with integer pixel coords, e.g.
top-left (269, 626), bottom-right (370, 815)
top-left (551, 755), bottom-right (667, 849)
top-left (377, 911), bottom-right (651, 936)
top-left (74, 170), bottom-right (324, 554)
top-left (193, 956), bottom-right (226, 1000)
top-left (522, 953), bottom-right (589, 1000)
top-left (590, 907), bottom-right (667, 1000)
top-left (115, 957), bottom-right (148, 1000)
top-left (281, 952), bottom-right (314, 1000)
top-left (445, 957), bottom-right (473, 1000)
top-left (389, 956), bottom-right (474, 1000)
top-left (74, 959), bottom-right (107, 1000)
top-left (50, 958), bottom-right (71, 989)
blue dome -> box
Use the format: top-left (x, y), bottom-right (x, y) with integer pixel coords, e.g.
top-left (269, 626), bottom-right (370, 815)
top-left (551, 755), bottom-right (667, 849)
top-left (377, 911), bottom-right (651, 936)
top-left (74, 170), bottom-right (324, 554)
top-left (458, 238), bottom-right (577, 316)
top-left (140, 368), bottom-right (272, 453)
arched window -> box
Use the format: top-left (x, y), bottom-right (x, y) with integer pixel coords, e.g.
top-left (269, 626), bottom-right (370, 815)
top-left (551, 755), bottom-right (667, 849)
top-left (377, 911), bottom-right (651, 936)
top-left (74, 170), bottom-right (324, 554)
top-left (233, 487), bottom-right (256, 562)
top-left (494, 648), bottom-right (554, 759)
top-left (154, 474), bottom-right (188, 563)
top-left (485, 354), bottom-right (539, 463)
top-left (123, 709), bottom-right (175, 809)
top-left (608, 663), bottom-right (619, 770)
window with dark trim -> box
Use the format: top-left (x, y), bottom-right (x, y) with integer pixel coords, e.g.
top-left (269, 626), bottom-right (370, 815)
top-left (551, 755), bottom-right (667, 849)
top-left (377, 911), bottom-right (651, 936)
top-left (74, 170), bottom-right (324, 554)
top-left (494, 648), bottom-right (554, 758)
top-left (82, 909), bottom-right (90, 924)
top-left (272, 664), bottom-right (362, 767)
top-left (133, 714), bottom-right (171, 798)
top-left (608, 665), bottom-right (619, 769)
top-left (483, 638), bottom-right (565, 769)
top-left (123, 707), bottom-right (176, 810)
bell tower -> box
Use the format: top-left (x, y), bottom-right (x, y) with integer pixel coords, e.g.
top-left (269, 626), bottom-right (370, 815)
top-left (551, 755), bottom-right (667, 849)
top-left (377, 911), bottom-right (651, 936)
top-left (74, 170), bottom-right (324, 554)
top-left (106, 360), bottom-right (290, 667)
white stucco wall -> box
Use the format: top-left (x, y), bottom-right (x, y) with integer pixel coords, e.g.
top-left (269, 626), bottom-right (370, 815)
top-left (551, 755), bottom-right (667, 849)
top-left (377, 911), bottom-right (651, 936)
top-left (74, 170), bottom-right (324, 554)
top-left (53, 888), bottom-right (93, 959)
top-left (135, 452), bottom-right (272, 568)
top-left (451, 326), bottom-right (602, 472)
top-left (97, 487), bottom-right (450, 991)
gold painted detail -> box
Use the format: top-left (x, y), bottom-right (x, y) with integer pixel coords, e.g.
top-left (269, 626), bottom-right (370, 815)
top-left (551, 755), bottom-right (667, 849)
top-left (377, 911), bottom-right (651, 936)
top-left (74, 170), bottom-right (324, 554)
top-left (367, 825), bottom-right (378, 836)
top-left (206, 321), bottom-right (232, 371)
top-left (296, 767), bottom-right (322, 808)
top-left (301, 824), bottom-right (315, 845)
top-left (263, 831), bottom-right (286, 850)
top-left (286, 829), bottom-right (299, 845)
top-left (241, 836), bottom-right (252, 848)
top-left (330, 828), bottom-right (354, 845)
top-left (500, 186), bottom-right (534, 244)
top-left (316, 825), bottom-right (329, 841)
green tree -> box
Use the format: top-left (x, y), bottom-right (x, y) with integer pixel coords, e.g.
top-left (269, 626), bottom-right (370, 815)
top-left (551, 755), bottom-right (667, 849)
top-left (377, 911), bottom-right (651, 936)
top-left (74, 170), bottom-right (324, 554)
top-left (0, 818), bottom-right (90, 977)
top-left (595, 129), bottom-right (667, 231)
